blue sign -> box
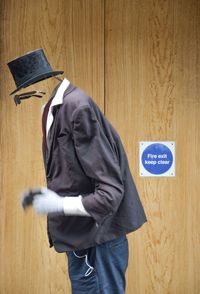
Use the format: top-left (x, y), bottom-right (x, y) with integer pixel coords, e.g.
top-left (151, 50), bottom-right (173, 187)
top-left (140, 142), bottom-right (175, 176)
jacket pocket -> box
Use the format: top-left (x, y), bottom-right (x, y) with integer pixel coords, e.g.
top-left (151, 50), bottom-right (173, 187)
top-left (57, 134), bottom-right (86, 174)
top-left (57, 134), bottom-right (94, 191)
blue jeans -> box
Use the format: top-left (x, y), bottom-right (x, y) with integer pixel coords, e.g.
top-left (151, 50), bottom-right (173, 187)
top-left (66, 235), bottom-right (129, 294)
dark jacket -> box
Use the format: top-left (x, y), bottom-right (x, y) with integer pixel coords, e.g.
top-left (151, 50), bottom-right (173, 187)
top-left (42, 82), bottom-right (147, 252)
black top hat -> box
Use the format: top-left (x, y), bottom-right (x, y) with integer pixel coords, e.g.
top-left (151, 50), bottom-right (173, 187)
top-left (7, 48), bottom-right (64, 95)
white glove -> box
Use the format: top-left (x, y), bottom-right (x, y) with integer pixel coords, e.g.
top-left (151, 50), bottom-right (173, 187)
top-left (21, 187), bottom-right (91, 217)
top-left (32, 187), bottom-right (64, 215)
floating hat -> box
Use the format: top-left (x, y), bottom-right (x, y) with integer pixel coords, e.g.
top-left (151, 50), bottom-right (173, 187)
top-left (7, 48), bottom-right (64, 95)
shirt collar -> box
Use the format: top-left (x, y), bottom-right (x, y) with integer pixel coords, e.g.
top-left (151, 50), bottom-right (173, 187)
top-left (50, 77), bottom-right (70, 107)
top-left (41, 77), bottom-right (70, 114)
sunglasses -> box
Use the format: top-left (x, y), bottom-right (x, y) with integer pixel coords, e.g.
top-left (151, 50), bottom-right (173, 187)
top-left (13, 90), bottom-right (46, 106)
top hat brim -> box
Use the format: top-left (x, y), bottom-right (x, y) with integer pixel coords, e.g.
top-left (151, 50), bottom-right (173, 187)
top-left (10, 70), bottom-right (64, 95)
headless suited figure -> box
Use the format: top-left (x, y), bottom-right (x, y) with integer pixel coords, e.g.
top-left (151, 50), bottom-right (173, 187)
top-left (7, 48), bottom-right (147, 294)
top-left (7, 49), bottom-right (90, 218)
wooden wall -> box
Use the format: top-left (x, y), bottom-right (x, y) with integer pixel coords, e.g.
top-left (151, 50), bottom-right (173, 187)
top-left (0, 0), bottom-right (199, 293)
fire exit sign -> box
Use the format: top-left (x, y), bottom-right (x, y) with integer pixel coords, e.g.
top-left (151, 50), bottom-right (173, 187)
top-left (139, 141), bottom-right (175, 177)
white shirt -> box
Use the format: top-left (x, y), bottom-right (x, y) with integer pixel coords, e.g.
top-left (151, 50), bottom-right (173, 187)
top-left (46, 78), bottom-right (70, 139)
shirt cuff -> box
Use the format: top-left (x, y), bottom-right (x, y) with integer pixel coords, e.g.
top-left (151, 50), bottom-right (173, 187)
top-left (63, 195), bottom-right (91, 216)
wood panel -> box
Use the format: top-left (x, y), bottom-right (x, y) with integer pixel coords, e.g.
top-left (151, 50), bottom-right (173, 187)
top-left (0, 0), bottom-right (104, 293)
top-left (1, 0), bottom-right (200, 293)
top-left (105, 0), bottom-right (200, 293)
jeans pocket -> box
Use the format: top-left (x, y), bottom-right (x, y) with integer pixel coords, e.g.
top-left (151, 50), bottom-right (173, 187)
top-left (67, 249), bottom-right (95, 280)
top-left (107, 235), bottom-right (127, 248)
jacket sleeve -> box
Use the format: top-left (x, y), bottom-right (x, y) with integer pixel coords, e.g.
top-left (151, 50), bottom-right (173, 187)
top-left (72, 104), bottom-right (124, 225)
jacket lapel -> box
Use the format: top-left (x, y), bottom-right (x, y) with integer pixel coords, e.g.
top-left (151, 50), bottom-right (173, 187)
top-left (44, 82), bottom-right (76, 172)
top-left (45, 105), bottom-right (61, 165)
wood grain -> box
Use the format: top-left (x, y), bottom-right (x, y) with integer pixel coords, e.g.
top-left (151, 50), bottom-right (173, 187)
top-left (105, 0), bottom-right (200, 293)
top-left (0, 0), bottom-right (200, 293)
top-left (0, 0), bottom-right (104, 293)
